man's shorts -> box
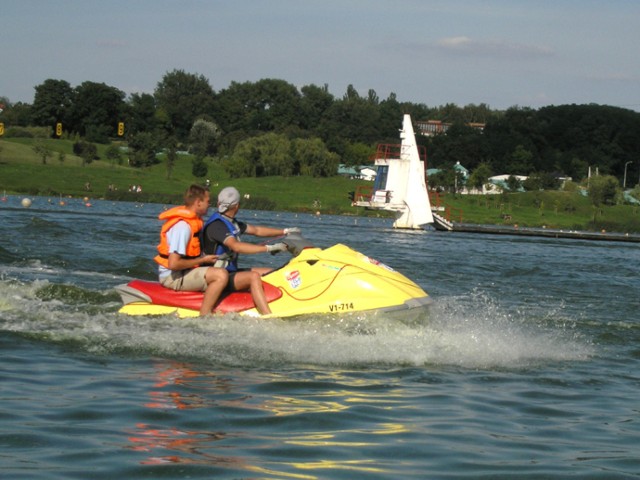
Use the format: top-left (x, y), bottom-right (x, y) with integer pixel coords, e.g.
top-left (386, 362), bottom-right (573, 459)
top-left (224, 268), bottom-right (250, 294)
top-left (160, 267), bottom-right (209, 292)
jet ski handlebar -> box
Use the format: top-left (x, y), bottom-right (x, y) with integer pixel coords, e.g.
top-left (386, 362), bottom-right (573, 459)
top-left (280, 232), bottom-right (314, 257)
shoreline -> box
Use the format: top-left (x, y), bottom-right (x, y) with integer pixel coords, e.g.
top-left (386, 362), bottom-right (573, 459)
top-left (2, 193), bottom-right (639, 243)
top-left (445, 222), bottom-right (640, 243)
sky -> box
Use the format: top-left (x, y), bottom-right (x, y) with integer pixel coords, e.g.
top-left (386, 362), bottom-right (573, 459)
top-left (3, 0), bottom-right (640, 111)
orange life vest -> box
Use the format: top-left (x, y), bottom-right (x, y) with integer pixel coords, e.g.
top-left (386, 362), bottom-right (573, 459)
top-left (154, 206), bottom-right (203, 268)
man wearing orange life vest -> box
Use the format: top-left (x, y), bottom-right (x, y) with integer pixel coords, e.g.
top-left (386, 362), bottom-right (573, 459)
top-left (155, 184), bottom-right (228, 316)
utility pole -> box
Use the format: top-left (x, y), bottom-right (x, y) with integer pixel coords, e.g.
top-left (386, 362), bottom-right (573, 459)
top-left (623, 161), bottom-right (632, 189)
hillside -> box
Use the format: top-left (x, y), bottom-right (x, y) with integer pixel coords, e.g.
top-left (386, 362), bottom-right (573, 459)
top-left (2, 137), bottom-right (639, 233)
top-left (0, 137), bottom-right (369, 212)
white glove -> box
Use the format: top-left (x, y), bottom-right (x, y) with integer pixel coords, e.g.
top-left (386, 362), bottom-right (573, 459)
top-left (283, 227), bottom-right (301, 235)
top-left (266, 242), bottom-right (288, 255)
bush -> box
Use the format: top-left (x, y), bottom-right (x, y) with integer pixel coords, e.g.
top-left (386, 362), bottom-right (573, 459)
top-left (588, 175), bottom-right (619, 206)
top-left (191, 157), bottom-right (208, 178)
top-left (73, 141), bottom-right (98, 160)
top-left (128, 132), bottom-right (160, 167)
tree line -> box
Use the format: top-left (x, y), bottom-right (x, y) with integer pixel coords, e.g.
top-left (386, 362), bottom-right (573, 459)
top-left (1, 69), bottom-right (639, 187)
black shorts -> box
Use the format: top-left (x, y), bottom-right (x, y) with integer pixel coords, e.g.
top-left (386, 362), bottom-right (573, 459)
top-left (223, 268), bottom-right (250, 294)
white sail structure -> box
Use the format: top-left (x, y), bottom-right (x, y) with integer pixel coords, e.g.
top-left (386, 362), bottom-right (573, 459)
top-left (352, 114), bottom-right (433, 229)
top-left (394, 115), bottom-right (434, 228)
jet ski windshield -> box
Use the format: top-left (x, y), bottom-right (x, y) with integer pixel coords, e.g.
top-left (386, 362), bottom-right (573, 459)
top-left (282, 233), bottom-right (315, 256)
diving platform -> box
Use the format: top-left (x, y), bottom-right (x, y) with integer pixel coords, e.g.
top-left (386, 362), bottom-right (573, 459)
top-left (351, 115), bottom-right (434, 229)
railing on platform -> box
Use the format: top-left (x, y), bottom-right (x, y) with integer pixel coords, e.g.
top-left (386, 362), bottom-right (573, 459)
top-left (352, 185), bottom-right (374, 203)
top-left (372, 143), bottom-right (428, 163)
top-left (429, 191), bottom-right (463, 223)
top-left (443, 205), bottom-right (464, 223)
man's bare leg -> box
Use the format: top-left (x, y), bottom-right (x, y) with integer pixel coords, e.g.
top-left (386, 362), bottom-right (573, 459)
top-left (199, 268), bottom-right (229, 316)
top-left (233, 271), bottom-right (271, 315)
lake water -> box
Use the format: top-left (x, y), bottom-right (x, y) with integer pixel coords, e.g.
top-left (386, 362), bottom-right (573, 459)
top-left (1, 195), bottom-right (638, 479)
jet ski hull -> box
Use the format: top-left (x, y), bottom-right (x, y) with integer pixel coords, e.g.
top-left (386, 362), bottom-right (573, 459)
top-left (116, 243), bottom-right (431, 318)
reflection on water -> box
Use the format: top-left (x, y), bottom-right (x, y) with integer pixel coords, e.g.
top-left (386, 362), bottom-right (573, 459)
top-left (125, 361), bottom-right (411, 477)
top-left (127, 362), bottom-right (245, 468)
top-left (127, 423), bottom-right (232, 466)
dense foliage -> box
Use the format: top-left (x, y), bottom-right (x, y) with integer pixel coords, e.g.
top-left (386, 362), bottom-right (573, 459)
top-left (2, 70), bottom-right (640, 187)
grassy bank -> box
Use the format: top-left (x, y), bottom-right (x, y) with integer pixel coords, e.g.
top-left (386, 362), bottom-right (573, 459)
top-left (2, 137), bottom-right (639, 233)
top-left (0, 137), bottom-right (370, 213)
top-left (439, 191), bottom-right (640, 233)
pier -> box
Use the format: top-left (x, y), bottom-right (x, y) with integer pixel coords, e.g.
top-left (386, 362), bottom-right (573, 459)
top-left (436, 221), bottom-right (640, 243)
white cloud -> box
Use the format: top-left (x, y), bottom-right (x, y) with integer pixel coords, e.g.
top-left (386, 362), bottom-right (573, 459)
top-left (436, 36), bottom-right (554, 59)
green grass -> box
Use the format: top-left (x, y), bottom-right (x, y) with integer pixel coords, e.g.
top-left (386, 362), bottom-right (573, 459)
top-left (436, 190), bottom-right (640, 233)
top-left (0, 137), bottom-right (374, 213)
top-left (2, 137), bottom-right (639, 232)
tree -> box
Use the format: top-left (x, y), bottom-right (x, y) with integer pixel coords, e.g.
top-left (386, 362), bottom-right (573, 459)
top-left (32, 140), bottom-right (54, 164)
top-left (377, 93), bottom-right (406, 141)
top-left (125, 92), bottom-right (158, 136)
top-left (69, 81), bottom-right (126, 141)
top-left (1, 100), bottom-right (32, 127)
top-left (73, 140), bottom-right (98, 166)
top-left (105, 144), bottom-right (123, 166)
top-left (224, 133), bottom-right (291, 178)
top-left (31, 79), bottom-right (75, 131)
top-left (249, 78), bottom-right (301, 131)
top-left (128, 132), bottom-right (159, 167)
top-left (189, 119), bottom-right (221, 157)
top-left (154, 69), bottom-right (216, 141)
top-left (299, 83), bottom-right (334, 132)
top-left (588, 175), bottom-right (619, 208)
top-left (342, 142), bottom-right (374, 167)
top-left (291, 137), bottom-right (339, 177)
top-left (468, 162), bottom-right (492, 192)
top-left (428, 167), bottom-right (456, 192)
top-left (508, 144), bottom-right (534, 175)
top-left (214, 79), bottom-right (302, 143)
top-left (164, 136), bottom-right (178, 179)
top-left (426, 122), bottom-right (487, 172)
top-left (506, 175), bottom-right (523, 191)
top-left (318, 85), bottom-right (380, 153)
top-left (191, 157), bottom-right (208, 178)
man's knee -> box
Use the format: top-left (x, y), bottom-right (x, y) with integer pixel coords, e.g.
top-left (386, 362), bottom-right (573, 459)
top-left (248, 270), bottom-right (263, 287)
top-left (206, 267), bottom-right (228, 284)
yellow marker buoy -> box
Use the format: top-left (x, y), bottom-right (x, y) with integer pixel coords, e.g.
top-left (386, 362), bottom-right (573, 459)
top-left (21, 198), bottom-right (32, 208)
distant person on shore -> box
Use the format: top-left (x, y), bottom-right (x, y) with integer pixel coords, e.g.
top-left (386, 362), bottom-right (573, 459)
top-left (201, 186), bottom-right (300, 315)
top-left (155, 184), bottom-right (228, 316)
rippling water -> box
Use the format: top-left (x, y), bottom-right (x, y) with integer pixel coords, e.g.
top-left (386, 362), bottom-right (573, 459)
top-left (1, 195), bottom-right (638, 479)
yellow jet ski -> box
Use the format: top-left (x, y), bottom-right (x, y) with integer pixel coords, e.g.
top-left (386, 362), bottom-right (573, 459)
top-left (115, 234), bottom-right (431, 318)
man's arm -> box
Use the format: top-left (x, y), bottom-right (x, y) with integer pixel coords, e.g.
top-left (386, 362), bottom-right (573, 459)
top-left (223, 236), bottom-right (272, 254)
top-left (245, 224), bottom-right (285, 237)
top-left (206, 220), bottom-right (275, 254)
top-left (167, 252), bottom-right (218, 270)
top-left (165, 221), bottom-right (217, 270)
